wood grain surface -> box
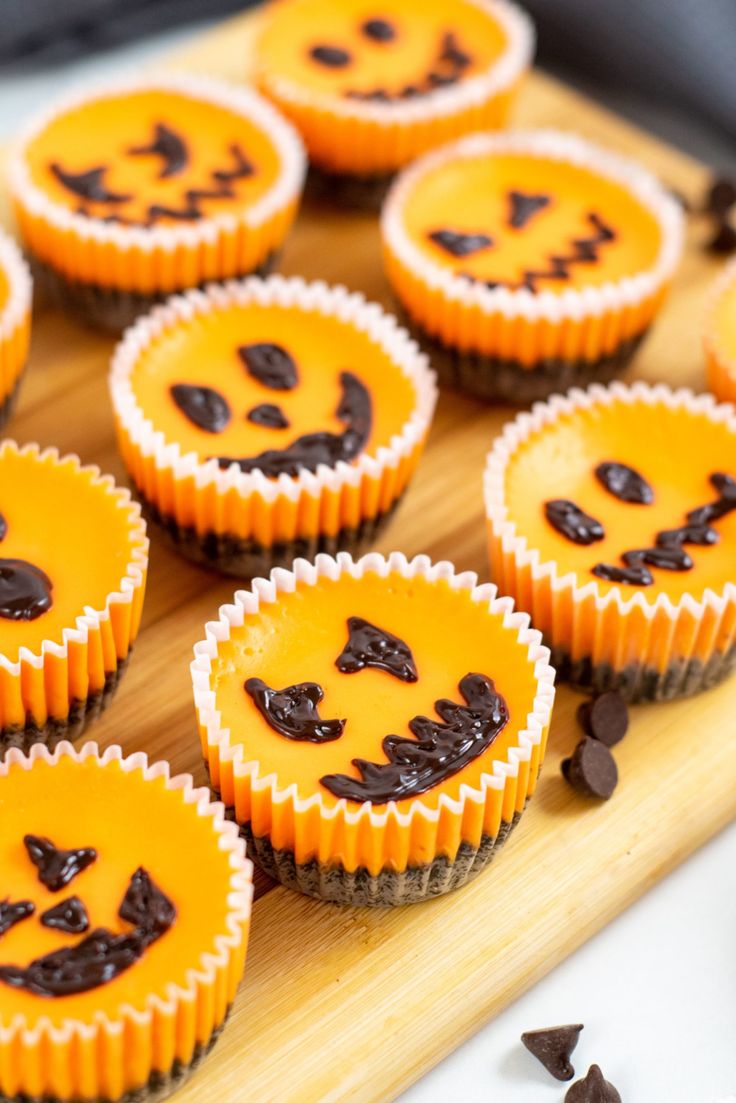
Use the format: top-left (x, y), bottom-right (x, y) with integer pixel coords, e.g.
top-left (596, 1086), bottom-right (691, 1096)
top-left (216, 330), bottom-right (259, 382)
top-left (2, 10), bottom-right (735, 1103)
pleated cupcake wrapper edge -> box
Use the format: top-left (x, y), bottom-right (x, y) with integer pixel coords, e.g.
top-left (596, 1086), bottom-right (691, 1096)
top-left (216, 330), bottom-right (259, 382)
top-left (191, 550), bottom-right (556, 876)
top-left (704, 256), bottom-right (736, 405)
top-left (8, 72), bottom-right (306, 294)
top-left (0, 740), bottom-right (252, 1102)
top-left (0, 229), bottom-right (32, 406)
top-left (484, 381), bottom-right (736, 680)
top-left (0, 442), bottom-right (149, 732)
top-left (109, 275), bottom-right (438, 547)
top-left (254, 0), bottom-right (534, 175)
top-left (381, 128), bottom-right (684, 365)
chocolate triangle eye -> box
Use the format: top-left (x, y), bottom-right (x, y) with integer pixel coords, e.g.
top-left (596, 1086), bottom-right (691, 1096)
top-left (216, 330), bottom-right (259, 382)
top-left (170, 383), bottom-right (231, 433)
top-left (428, 229), bottom-right (493, 257)
top-left (41, 896), bottom-right (89, 935)
top-left (50, 163), bottom-right (132, 204)
top-left (119, 867), bottom-right (176, 935)
top-left (245, 677), bottom-right (346, 743)
top-left (336, 617), bottom-right (418, 682)
top-left (238, 343), bottom-right (299, 390)
top-left (0, 559), bottom-right (53, 622)
top-left (24, 835), bottom-right (97, 892)
top-left (507, 190), bottom-right (551, 229)
top-left (0, 899), bottom-right (35, 937)
top-left (128, 122), bottom-right (189, 178)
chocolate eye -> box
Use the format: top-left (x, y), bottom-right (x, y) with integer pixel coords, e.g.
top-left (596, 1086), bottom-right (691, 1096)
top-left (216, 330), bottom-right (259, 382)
top-left (361, 18), bottom-right (396, 42)
top-left (238, 343), bottom-right (298, 390)
top-left (428, 229), bottom-right (493, 257)
top-left (507, 190), bottom-right (551, 229)
top-left (128, 123), bottom-right (189, 179)
top-left (170, 384), bottom-right (232, 433)
top-left (0, 560), bottom-right (53, 622)
top-left (310, 45), bottom-right (352, 68)
top-left (595, 461), bottom-right (654, 504)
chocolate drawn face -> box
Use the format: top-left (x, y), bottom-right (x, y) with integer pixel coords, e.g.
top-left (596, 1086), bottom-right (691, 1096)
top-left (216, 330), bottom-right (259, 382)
top-left (26, 89), bottom-right (282, 227)
top-left (0, 511), bottom-right (53, 622)
top-left (0, 836), bottom-right (175, 998)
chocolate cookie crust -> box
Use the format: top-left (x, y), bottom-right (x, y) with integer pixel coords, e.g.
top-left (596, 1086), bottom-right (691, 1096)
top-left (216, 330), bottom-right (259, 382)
top-left (550, 643), bottom-right (736, 703)
top-left (0, 372), bottom-right (24, 431)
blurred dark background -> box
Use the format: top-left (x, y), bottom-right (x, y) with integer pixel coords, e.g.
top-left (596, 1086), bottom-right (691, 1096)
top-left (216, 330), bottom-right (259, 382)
top-left (1, 0), bottom-right (734, 169)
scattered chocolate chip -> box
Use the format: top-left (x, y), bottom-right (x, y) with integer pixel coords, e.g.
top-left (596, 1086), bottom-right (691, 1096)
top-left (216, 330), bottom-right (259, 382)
top-left (545, 500), bottom-right (605, 545)
top-left (0, 513), bottom-right (6, 541)
top-left (706, 217), bottom-right (736, 254)
top-left (592, 562), bottom-right (653, 586)
top-left (508, 190), bottom-right (551, 229)
top-left (170, 383), bottom-right (231, 433)
top-left (595, 461), bottom-right (653, 504)
top-left (561, 738), bottom-right (618, 799)
top-left (310, 44), bottom-right (351, 67)
top-left (0, 899), bottom-right (35, 938)
top-left (336, 617), bottom-right (418, 682)
top-left (238, 342), bottom-right (298, 390)
top-left (0, 559), bottom-right (53, 621)
top-left (128, 122), bottom-right (188, 178)
top-left (577, 692), bottom-right (629, 747)
top-left (24, 835), bottom-right (97, 892)
top-left (565, 1064), bottom-right (621, 1102)
top-left (247, 403), bottom-right (290, 429)
top-left (623, 546), bottom-right (693, 572)
top-left (521, 1023), bottom-right (583, 1082)
top-left (428, 229), bottom-right (493, 257)
top-left (41, 896), bottom-right (89, 935)
top-left (361, 17), bottom-right (396, 42)
top-left (245, 678), bottom-right (346, 743)
top-left (704, 175), bottom-right (736, 215)
top-left (656, 522), bottom-right (718, 547)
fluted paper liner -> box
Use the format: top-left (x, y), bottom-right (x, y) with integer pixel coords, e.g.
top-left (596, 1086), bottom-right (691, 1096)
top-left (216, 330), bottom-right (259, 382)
top-left (382, 129), bottom-right (684, 367)
top-left (255, 0), bottom-right (534, 178)
top-left (0, 442), bottom-right (149, 737)
top-left (192, 551), bottom-right (555, 884)
top-left (0, 229), bottom-right (32, 422)
top-left (0, 740), bottom-right (253, 1102)
top-left (484, 382), bottom-right (736, 701)
top-left (110, 276), bottom-right (437, 567)
top-left (8, 73), bottom-right (306, 296)
top-left (704, 256), bottom-right (736, 405)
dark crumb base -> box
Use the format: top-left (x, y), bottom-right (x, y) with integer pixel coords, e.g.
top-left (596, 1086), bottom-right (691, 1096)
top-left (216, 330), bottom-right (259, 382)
top-left (0, 657), bottom-right (129, 760)
top-left (551, 644), bottom-right (736, 703)
top-left (0, 371), bottom-right (25, 430)
top-left (0, 1016), bottom-right (227, 1103)
top-left (237, 815), bottom-right (522, 906)
top-left (138, 491), bottom-right (403, 579)
top-left (30, 252), bottom-right (279, 334)
top-left (305, 166), bottom-right (395, 210)
top-left (407, 323), bottom-right (647, 403)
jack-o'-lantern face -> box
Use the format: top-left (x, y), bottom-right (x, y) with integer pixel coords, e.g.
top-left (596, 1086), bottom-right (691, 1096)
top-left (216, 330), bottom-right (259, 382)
top-left (502, 398), bottom-right (736, 597)
top-left (256, 0), bottom-right (509, 103)
top-left (209, 571), bottom-right (543, 809)
top-left (403, 153), bottom-right (663, 292)
top-left (23, 89), bottom-right (282, 227)
top-left (126, 300), bottom-right (418, 475)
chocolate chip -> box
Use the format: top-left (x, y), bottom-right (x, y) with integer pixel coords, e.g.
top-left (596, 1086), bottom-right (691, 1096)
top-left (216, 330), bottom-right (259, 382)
top-left (0, 899), bottom-right (35, 937)
top-left (577, 692), bottom-right (629, 747)
top-left (428, 229), bottom-right (493, 257)
top-left (170, 384), bottom-right (231, 433)
top-left (704, 175), bottom-right (736, 215)
top-left (545, 500), bottom-right (605, 545)
top-left (561, 738), bottom-right (618, 799)
top-left (41, 896), bottom-right (90, 935)
top-left (521, 1024), bottom-right (583, 1081)
top-left (247, 403), bottom-right (290, 429)
top-left (310, 45), bottom-right (351, 67)
top-left (24, 836), bottom-right (97, 892)
top-left (361, 18), bottom-right (395, 42)
top-left (238, 343), bottom-right (298, 390)
top-left (595, 461), bottom-right (653, 504)
top-left (592, 562), bottom-right (653, 586)
top-left (565, 1064), bottom-right (621, 1102)
top-left (706, 217), bottom-right (736, 254)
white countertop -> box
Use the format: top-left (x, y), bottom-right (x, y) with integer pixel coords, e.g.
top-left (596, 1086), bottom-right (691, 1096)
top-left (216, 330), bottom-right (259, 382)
top-left (1, 22), bottom-right (734, 1103)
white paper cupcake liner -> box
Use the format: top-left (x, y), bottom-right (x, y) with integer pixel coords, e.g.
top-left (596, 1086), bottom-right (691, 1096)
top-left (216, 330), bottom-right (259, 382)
top-left (0, 740), bottom-right (252, 1103)
top-left (0, 228), bottom-right (32, 417)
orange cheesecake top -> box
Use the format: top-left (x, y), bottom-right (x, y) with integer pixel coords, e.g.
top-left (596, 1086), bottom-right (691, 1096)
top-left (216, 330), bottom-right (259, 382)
top-left (401, 150), bottom-right (663, 293)
top-left (503, 395), bottom-right (736, 600)
top-left (256, 0), bottom-right (509, 103)
top-left (0, 446), bottom-right (144, 664)
top-left (0, 755), bottom-right (237, 1026)
top-left (210, 569), bottom-right (541, 811)
top-left (0, 263), bottom-right (9, 316)
top-left (128, 300), bottom-right (418, 474)
top-left (22, 87), bottom-right (282, 228)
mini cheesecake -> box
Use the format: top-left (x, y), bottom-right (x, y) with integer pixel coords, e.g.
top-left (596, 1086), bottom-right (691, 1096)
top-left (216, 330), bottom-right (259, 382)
top-left (382, 130), bottom-right (683, 401)
top-left (192, 551), bottom-right (555, 906)
top-left (704, 257), bottom-right (736, 405)
top-left (110, 276), bottom-right (436, 577)
top-left (8, 74), bottom-right (305, 330)
top-left (0, 442), bottom-right (148, 754)
top-left (0, 741), bottom-right (252, 1103)
top-left (0, 229), bottom-right (32, 430)
top-left (254, 0), bottom-right (534, 205)
top-left (485, 382), bottom-right (736, 701)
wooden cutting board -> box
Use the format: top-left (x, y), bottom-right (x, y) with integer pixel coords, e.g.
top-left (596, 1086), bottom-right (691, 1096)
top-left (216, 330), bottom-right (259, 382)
top-left (2, 10), bottom-right (735, 1103)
